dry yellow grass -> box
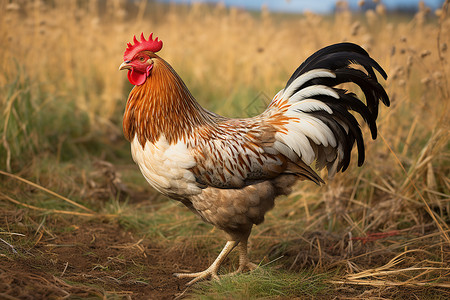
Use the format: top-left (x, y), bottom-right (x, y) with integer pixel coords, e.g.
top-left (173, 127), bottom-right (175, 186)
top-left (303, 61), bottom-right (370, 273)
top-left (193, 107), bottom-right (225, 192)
top-left (1, 0), bottom-right (449, 298)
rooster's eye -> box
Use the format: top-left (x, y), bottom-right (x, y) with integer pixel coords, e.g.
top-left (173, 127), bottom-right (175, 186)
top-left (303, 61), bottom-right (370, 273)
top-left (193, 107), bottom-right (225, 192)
top-left (139, 57), bottom-right (145, 62)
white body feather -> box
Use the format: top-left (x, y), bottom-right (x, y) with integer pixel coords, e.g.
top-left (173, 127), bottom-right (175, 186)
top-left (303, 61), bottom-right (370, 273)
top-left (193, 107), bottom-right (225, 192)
top-left (130, 134), bottom-right (202, 198)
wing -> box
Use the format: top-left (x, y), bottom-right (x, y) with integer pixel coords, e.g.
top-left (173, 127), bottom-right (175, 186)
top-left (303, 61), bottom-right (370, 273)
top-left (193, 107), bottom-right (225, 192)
top-left (187, 118), bottom-right (322, 189)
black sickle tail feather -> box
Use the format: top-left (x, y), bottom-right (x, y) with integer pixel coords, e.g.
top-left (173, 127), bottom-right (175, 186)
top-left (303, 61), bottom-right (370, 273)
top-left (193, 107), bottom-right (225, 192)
top-left (285, 43), bottom-right (388, 88)
top-left (284, 42), bottom-right (389, 175)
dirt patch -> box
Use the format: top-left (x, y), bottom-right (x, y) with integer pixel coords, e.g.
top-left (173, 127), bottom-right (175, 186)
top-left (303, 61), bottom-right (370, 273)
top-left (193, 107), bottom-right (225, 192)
top-left (0, 220), bottom-right (209, 299)
top-left (1, 205), bottom-right (448, 299)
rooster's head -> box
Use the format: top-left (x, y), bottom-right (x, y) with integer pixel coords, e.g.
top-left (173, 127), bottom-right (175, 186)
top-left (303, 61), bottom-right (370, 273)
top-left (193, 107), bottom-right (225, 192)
top-left (119, 33), bottom-right (163, 86)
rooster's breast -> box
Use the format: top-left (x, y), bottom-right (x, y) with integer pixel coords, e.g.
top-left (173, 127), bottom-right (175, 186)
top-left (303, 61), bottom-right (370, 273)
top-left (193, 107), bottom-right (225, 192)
top-left (130, 134), bottom-right (202, 199)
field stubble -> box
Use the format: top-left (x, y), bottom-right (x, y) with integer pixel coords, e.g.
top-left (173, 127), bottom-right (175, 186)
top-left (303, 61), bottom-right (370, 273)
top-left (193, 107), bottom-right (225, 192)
top-left (0, 0), bottom-right (449, 298)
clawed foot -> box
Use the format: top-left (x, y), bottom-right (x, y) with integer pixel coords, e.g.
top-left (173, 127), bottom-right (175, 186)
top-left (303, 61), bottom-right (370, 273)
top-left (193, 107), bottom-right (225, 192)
top-left (229, 261), bottom-right (258, 276)
top-left (174, 239), bottom-right (258, 286)
top-left (174, 261), bottom-right (259, 285)
top-left (174, 267), bottom-right (220, 286)
top-left (175, 240), bottom-right (237, 286)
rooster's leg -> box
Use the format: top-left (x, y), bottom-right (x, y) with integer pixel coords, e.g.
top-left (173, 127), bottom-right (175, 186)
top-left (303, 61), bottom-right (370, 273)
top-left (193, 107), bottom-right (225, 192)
top-left (174, 240), bottom-right (238, 286)
top-left (231, 238), bottom-right (258, 274)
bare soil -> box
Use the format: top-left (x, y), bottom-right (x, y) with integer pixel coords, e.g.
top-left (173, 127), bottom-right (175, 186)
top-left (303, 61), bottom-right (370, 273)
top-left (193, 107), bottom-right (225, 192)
top-left (1, 171), bottom-right (448, 300)
top-left (0, 216), bottom-right (209, 299)
top-left (2, 208), bottom-right (450, 299)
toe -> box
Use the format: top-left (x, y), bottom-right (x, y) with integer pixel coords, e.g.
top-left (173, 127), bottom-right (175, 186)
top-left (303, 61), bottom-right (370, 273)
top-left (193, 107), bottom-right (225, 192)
top-left (173, 272), bottom-right (201, 279)
top-left (247, 262), bottom-right (258, 271)
top-left (174, 268), bottom-right (219, 286)
top-left (186, 273), bottom-right (209, 286)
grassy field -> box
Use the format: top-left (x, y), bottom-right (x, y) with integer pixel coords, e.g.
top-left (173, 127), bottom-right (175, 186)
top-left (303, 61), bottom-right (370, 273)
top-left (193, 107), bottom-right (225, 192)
top-left (1, 0), bottom-right (449, 298)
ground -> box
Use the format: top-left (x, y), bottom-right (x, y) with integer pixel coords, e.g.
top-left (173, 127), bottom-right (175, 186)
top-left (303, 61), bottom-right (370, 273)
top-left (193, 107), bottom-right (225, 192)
top-left (1, 163), bottom-right (449, 299)
top-left (0, 211), bottom-right (211, 299)
top-left (2, 202), bottom-right (449, 299)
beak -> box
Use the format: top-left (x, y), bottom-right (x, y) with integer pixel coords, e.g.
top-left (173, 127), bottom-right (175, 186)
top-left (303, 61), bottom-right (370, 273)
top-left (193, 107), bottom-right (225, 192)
top-left (119, 61), bottom-right (132, 71)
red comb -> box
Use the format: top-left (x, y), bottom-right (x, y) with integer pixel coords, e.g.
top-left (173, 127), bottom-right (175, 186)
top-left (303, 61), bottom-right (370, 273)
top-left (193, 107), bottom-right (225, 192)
top-left (123, 32), bottom-right (163, 61)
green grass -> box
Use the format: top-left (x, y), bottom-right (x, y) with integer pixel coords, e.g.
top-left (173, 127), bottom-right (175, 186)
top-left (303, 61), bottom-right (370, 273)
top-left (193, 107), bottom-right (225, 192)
top-left (1, 72), bottom-right (95, 171)
top-left (190, 268), bottom-right (331, 299)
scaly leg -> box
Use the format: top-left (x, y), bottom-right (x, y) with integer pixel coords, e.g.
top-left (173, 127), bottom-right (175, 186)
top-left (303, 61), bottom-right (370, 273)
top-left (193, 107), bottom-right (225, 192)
top-left (174, 240), bottom-right (238, 286)
top-left (231, 238), bottom-right (258, 274)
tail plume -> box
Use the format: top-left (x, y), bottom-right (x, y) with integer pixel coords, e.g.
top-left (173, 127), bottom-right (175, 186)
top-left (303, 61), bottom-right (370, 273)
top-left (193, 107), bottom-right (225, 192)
top-left (271, 43), bottom-right (390, 177)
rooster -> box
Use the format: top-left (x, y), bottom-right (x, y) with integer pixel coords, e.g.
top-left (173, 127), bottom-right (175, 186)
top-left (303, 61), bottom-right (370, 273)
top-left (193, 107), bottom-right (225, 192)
top-left (119, 33), bottom-right (389, 285)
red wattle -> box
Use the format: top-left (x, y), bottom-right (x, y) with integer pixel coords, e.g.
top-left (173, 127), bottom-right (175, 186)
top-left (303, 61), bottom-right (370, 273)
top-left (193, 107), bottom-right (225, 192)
top-left (127, 69), bottom-right (147, 86)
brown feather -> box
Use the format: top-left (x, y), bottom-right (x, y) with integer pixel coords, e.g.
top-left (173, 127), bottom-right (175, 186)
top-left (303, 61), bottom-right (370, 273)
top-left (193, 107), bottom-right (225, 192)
top-left (123, 56), bottom-right (215, 146)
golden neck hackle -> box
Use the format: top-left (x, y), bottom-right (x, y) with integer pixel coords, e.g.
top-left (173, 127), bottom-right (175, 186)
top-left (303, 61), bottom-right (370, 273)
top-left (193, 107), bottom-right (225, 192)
top-left (123, 58), bottom-right (212, 146)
